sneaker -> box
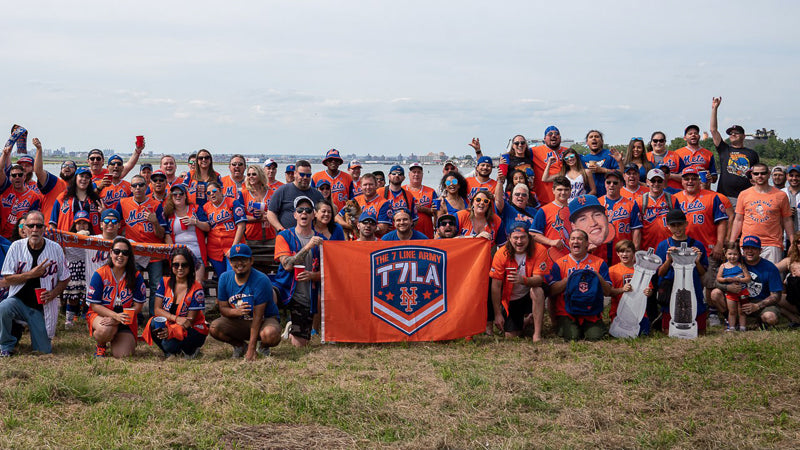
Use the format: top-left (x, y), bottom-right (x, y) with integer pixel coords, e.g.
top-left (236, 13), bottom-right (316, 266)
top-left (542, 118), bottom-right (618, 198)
top-left (0, 350), bottom-right (11, 357)
top-left (725, 326), bottom-right (736, 332)
top-left (231, 345), bottom-right (245, 358)
top-left (183, 348), bottom-right (201, 360)
top-left (94, 345), bottom-right (107, 358)
top-left (708, 314), bottom-right (722, 327)
top-left (738, 326), bottom-right (747, 332)
top-left (256, 342), bottom-right (270, 357)
top-left (281, 321), bottom-right (292, 340)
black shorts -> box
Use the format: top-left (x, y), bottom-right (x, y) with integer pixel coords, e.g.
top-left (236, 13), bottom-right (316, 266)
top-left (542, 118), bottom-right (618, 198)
top-left (502, 293), bottom-right (532, 333)
top-left (288, 300), bottom-right (313, 341)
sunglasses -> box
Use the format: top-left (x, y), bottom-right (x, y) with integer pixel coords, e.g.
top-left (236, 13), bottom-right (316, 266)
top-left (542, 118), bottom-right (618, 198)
top-left (172, 262), bottom-right (190, 269)
top-left (10, 173), bottom-right (24, 178)
top-left (605, 180), bottom-right (620, 185)
top-left (631, 137), bottom-right (644, 141)
top-left (474, 198), bottom-right (491, 205)
top-left (318, 184), bottom-right (331, 190)
top-left (650, 178), bottom-right (664, 183)
top-left (197, 156), bottom-right (211, 161)
top-left (108, 162), bottom-right (122, 167)
top-left (651, 138), bottom-right (666, 144)
top-left (439, 221), bottom-right (456, 227)
top-left (25, 223), bottom-right (44, 229)
top-left (513, 141), bottom-right (526, 146)
top-left (360, 220), bottom-right (377, 225)
top-left (102, 218), bottom-right (119, 225)
top-left (445, 179), bottom-right (458, 186)
top-left (207, 189), bottom-right (219, 194)
top-left (297, 172), bottom-right (312, 178)
top-left (89, 157), bottom-right (103, 162)
top-left (230, 162), bottom-right (244, 167)
top-left (563, 155), bottom-right (576, 160)
top-left (131, 182), bottom-right (146, 188)
top-left (296, 207), bottom-right (314, 214)
top-left (513, 192), bottom-right (528, 196)
top-left (171, 190), bottom-right (185, 196)
top-left (246, 172), bottom-right (259, 177)
top-left (62, 163), bottom-right (76, 169)
top-left (152, 177), bottom-right (166, 182)
top-left (112, 248), bottom-right (131, 256)
top-left (752, 171), bottom-right (768, 176)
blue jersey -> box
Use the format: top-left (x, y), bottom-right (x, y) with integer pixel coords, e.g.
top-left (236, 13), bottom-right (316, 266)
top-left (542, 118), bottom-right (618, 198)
top-left (217, 268), bottom-right (279, 319)
top-left (381, 230), bottom-right (429, 241)
top-left (745, 258), bottom-right (783, 301)
top-left (581, 149), bottom-right (619, 197)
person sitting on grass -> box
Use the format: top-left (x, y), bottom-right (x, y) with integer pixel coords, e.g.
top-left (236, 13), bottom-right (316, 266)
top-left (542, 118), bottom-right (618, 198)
top-left (147, 248), bottom-right (209, 359)
top-left (86, 237), bottom-right (146, 358)
top-left (209, 244), bottom-right (281, 360)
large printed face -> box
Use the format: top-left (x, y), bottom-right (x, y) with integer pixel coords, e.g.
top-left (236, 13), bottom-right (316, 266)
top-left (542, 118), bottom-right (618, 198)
top-left (570, 207), bottom-right (609, 247)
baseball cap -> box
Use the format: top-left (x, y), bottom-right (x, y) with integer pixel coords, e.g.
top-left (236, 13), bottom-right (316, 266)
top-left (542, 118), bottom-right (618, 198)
top-left (263, 158), bottom-right (277, 168)
top-left (88, 149), bottom-right (104, 159)
top-left (443, 160), bottom-right (457, 169)
top-left (568, 195), bottom-right (604, 222)
top-left (293, 196), bottom-right (313, 209)
top-left (623, 163), bottom-right (639, 174)
top-left (101, 208), bottom-right (121, 221)
top-left (726, 125), bottom-right (745, 135)
top-left (359, 211), bottom-right (377, 223)
top-left (684, 124), bottom-right (700, 135)
top-left (788, 164), bottom-right (800, 174)
top-left (605, 170), bottom-right (623, 180)
top-left (73, 210), bottom-right (91, 223)
top-left (322, 148), bottom-right (344, 164)
top-left (544, 125), bottom-right (560, 137)
top-left (508, 221), bottom-right (530, 234)
top-left (742, 235), bottom-right (762, 249)
top-left (285, 164), bottom-right (296, 173)
top-left (140, 163), bottom-right (153, 171)
top-left (477, 156), bottom-right (493, 167)
top-left (681, 166), bottom-right (700, 177)
top-left (389, 165), bottom-right (404, 175)
top-left (107, 154), bottom-right (123, 165)
top-left (170, 183), bottom-right (188, 194)
top-left (17, 155), bottom-right (33, 165)
top-left (75, 166), bottom-right (91, 176)
top-left (772, 165), bottom-right (786, 175)
top-left (666, 209), bottom-right (687, 224)
top-left (348, 160), bottom-right (362, 169)
top-left (229, 243), bottom-right (252, 259)
top-left (316, 179), bottom-right (331, 188)
top-left (409, 162), bottom-right (423, 170)
top-left (436, 214), bottom-right (457, 227)
top-left (151, 169), bottom-right (167, 180)
top-left (647, 169), bottom-right (665, 181)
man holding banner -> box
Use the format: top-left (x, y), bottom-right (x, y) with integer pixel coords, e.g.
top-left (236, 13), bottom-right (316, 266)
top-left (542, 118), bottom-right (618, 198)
top-left (273, 196), bottom-right (324, 348)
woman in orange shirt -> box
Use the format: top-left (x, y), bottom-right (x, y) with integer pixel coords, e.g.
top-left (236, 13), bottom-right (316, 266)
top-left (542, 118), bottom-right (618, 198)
top-left (201, 181), bottom-right (246, 277)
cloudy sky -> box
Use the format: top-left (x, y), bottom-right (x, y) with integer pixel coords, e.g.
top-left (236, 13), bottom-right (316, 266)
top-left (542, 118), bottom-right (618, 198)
top-left (3, 1), bottom-right (798, 157)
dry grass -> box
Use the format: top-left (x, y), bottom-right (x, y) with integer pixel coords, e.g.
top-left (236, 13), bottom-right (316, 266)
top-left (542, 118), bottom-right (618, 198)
top-left (1, 322), bottom-right (800, 449)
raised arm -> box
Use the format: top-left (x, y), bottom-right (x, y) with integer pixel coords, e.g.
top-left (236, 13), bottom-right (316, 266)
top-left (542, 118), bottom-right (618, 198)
top-left (710, 97), bottom-right (723, 147)
top-left (33, 138), bottom-right (49, 186)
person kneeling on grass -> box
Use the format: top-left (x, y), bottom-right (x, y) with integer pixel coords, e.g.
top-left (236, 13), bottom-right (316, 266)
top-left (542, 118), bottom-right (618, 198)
top-left (209, 244), bottom-right (281, 360)
top-left (272, 196), bottom-right (324, 348)
top-left (86, 237), bottom-right (147, 358)
top-left (142, 248), bottom-right (209, 358)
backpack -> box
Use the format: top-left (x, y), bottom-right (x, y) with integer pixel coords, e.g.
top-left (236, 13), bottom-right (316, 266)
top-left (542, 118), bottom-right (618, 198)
top-left (564, 269), bottom-right (604, 316)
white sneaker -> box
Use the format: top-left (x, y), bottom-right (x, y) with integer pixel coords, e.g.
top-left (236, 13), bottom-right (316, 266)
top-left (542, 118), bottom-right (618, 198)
top-left (707, 314), bottom-right (722, 327)
top-left (232, 345), bottom-right (245, 358)
top-left (281, 321), bottom-right (292, 340)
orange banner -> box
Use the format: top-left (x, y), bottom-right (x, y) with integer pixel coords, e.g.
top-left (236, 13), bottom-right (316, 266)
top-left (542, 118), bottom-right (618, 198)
top-left (45, 228), bottom-right (183, 259)
top-left (321, 239), bottom-right (491, 343)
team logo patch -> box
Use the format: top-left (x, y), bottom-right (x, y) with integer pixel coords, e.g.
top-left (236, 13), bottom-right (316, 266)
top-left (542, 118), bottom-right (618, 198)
top-left (370, 246), bottom-right (447, 335)
top-left (579, 281), bottom-right (589, 293)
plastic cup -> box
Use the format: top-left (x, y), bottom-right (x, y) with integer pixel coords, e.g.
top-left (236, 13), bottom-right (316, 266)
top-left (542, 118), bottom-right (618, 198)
top-left (294, 265), bottom-right (306, 281)
top-left (151, 316), bottom-right (167, 331)
top-left (122, 308), bottom-right (136, 325)
top-left (103, 173), bottom-right (112, 182)
top-left (236, 297), bottom-right (253, 320)
top-left (506, 267), bottom-right (517, 282)
top-left (136, 135), bottom-right (144, 148)
top-left (35, 288), bottom-right (46, 304)
top-left (252, 202), bottom-right (262, 211)
top-left (498, 163), bottom-right (508, 178)
top-left (432, 198), bottom-right (441, 210)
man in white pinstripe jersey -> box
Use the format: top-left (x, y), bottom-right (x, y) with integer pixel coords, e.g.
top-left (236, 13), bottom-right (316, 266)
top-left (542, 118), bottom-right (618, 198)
top-left (0, 210), bottom-right (70, 356)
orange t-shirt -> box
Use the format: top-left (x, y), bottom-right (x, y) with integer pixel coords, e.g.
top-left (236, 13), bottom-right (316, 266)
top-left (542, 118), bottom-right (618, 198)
top-left (735, 186), bottom-right (791, 248)
top-left (240, 188), bottom-right (275, 241)
top-left (403, 184), bottom-right (437, 239)
top-left (531, 145), bottom-right (567, 204)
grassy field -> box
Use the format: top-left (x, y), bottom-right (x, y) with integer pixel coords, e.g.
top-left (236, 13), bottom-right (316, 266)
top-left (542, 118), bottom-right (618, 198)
top-left (2, 320), bottom-right (800, 449)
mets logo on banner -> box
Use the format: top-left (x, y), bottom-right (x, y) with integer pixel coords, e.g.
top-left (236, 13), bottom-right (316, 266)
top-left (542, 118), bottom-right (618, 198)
top-left (370, 245), bottom-right (447, 335)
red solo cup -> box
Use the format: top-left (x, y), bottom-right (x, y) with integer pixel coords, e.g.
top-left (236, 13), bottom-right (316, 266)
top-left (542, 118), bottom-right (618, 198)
top-left (180, 216), bottom-right (190, 230)
top-left (136, 135), bottom-right (145, 147)
top-left (122, 308), bottom-right (136, 325)
top-left (506, 267), bottom-right (517, 282)
top-left (498, 163), bottom-right (508, 178)
top-left (103, 173), bottom-right (112, 182)
top-left (294, 265), bottom-right (306, 280)
top-left (35, 288), bottom-right (46, 304)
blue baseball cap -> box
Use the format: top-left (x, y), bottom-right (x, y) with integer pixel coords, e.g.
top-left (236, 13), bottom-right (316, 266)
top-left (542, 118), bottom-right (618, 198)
top-left (508, 221), bottom-right (530, 234)
top-left (229, 243), bottom-right (252, 259)
top-left (568, 195), bottom-right (604, 222)
top-left (73, 210), bottom-right (91, 223)
top-left (544, 125), bottom-right (560, 137)
top-left (17, 155), bottom-right (33, 165)
top-left (788, 164), bottom-right (800, 174)
top-left (107, 154), bottom-right (123, 165)
top-left (477, 156), bottom-right (493, 168)
top-left (101, 208), bottom-right (121, 221)
top-left (316, 179), bottom-right (331, 188)
top-left (76, 166), bottom-right (91, 176)
top-left (170, 183), bottom-right (188, 194)
top-left (389, 165), bottom-right (404, 175)
top-left (285, 164), bottom-right (296, 173)
top-left (742, 235), bottom-right (762, 249)
top-left (359, 211), bottom-right (377, 223)
top-left (140, 163), bottom-right (153, 171)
